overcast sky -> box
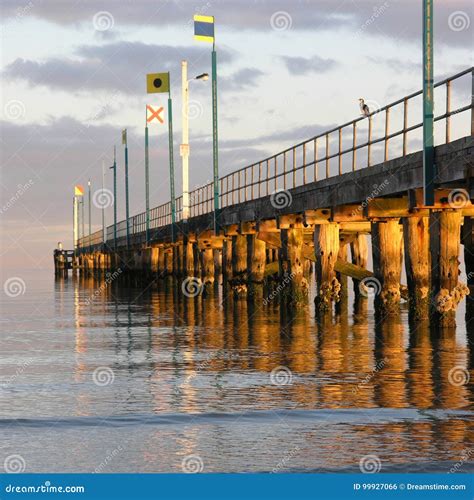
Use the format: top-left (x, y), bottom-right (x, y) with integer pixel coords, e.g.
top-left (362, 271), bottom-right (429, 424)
top-left (1, 0), bottom-right (472, 270)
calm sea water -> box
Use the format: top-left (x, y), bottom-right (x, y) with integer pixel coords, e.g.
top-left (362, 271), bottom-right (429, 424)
top-left (0, 270), bottom-right (472, 473)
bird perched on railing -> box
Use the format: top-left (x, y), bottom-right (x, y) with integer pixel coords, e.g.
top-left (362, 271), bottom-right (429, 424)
top-left (359, 98), bottom-right (370, 117)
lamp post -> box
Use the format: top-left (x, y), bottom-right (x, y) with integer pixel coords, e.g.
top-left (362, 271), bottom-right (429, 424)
top-left (181, 60), bottom-right (209, 222)
top-left (87, 179), bottom-right (91, 249)
top-left (422, 0), bottom-right (434, 206)
top-left (110, 146), bottom-right (117, 250)
top-left (123, 130), bottom-right (130, 248)
top-left (193, 14), bottom-right (219, 233)
top-left (101, 160), bottom-right (106, 244)
top-left (73, 195), bottom-right (78, 252)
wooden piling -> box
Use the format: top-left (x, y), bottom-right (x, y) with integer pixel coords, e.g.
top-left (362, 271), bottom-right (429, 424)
top-left (350, 233), bottom-right (368, 298)
top-left (184, 240), bottom-right (194, 277)
top-left (164, 247), bottom-right (173, 276)
top-left (462, 217), bottom-right (474, 288)
top-left (247, 234), bottom-right (266, 300)
top-left (279, 228), bottom-right (308, 303)
top-left (201, 248), bottom-right (215, 286)
top-left (223, 238), bottom-right (233, 282)
top-left (314, 223), bottom-right (340, 311)
top-left (336, 242), bottom-right (348, 314)
top-left (232, 234), bottom-right (248, 296)
top-left (430, 210), bottom-right (469, 325)
top-left (157, 246), bottom-right (166, 276)
top-left (371, 219), bottom-right (403, 314)
top-left (403, 216), bottom-right (430, 319)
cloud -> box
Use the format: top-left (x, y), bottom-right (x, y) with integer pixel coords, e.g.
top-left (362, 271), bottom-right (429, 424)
top-left (3, 41), bottom-right (236, 94)
top-left (280, 55), bottom-right (339, 75)
top-left (220, 68), bottom-right (266, 92)
top-left (2, 0), bottom-right (471, 48)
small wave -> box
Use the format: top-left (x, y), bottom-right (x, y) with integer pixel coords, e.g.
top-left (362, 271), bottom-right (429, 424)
top-left (0, 408), bottom-right (471, 429)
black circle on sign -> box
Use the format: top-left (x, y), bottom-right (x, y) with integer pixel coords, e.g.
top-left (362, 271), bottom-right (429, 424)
top-left (153, 78), bottom-right (162, 88)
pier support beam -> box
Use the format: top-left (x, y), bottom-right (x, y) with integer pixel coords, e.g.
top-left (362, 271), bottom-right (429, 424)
top-left (165, 248), bottom-right (173, 276)
top-left (279, 228), bottom-right (308, 303)
top-left (371, 219), bottom-right (403, 314)
top-left (430, 210), bottom-right (468, 325)
top-left (201, 248), bottom-right (215, 286)
top-left (403, 216), bottom-right (430, 319)
top-left (350, 233), bottom-right (368, 298)
top-left (223, 238), bottom-right (233, 283)
top-left (151, 247), bottom-right (159, 274)
top-left (336, 242), bottom-right (348, 314)
top-left (232, 234), bottom-right (248, 297)
top-left (247, 235), bottom-right (266, 300)
top-left (184, 239), bottom-right (194, 277)
top-left (314, 223), bottom-right (340, 312)
top-left (462, 217), bottom-right (474, 288)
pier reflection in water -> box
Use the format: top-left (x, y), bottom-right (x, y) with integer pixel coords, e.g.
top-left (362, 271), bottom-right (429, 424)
top-left (0, 271), bottom-right (472, 473)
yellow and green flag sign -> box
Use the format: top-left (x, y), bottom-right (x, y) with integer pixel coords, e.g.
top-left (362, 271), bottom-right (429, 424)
top-left (74, 185), bottom-right (84, 197)
top-left (146, 72), bottom-right (170, 94)
top-left (194, 15), bottom-right (214, 43)
top-left (122, 129), bottom-right (127, 145)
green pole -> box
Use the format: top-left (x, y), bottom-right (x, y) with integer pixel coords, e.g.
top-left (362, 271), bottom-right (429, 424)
top-left (112, 146), bottom-right (117, 249)
top-left (88, 180), bottom-right (91, 250)
top-left (145, 125), bottom-right (150, 245)
top-left (125, 140), bottom-right (130, 248)
top-left (81, 198), bottom-right (85, 244)
top-left (168, 90), bottom-right (176, 242)
top-left (423, 0), bottom-right (435, 206)
top-left (212, 45), bottom-right (219, 234)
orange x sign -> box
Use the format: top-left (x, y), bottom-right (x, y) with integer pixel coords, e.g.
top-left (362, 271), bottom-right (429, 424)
top-left (147, 105), bottom-right (164, 124)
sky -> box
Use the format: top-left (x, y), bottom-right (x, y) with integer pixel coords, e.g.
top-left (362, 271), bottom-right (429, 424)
top-left (0, 0), bottom-right (472, 270)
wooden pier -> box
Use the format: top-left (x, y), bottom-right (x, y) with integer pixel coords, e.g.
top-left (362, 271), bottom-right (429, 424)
top-left (55, 68), bottom-right (474, 326)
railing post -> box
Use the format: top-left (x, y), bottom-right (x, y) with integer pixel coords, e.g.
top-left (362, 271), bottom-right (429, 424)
top-left (314, 138), bottom-right (318, 182)
top-left (283, 152), bottom-right (287, 190)
top-left (403, 98), bottom-right (408, 156)
top-left (274, 156), bottom-right (278, 191)
top-left (325, 134), bottom-right (329, 178)
top-left (471, 68), bottom-right (474, 136)
top-left (446, 79), bottom-right (451, 144)
top-left (258, 162), bottom-right (262, 198)
top-left (266, 159), bottom-right (270, 195)
top-left (338, 128), bottom-right (342, 175)
top-left (232, 174), bottom-right (235, 205)
top-left (352, 122), bottom-right (357, 171)
top-left (367, 115), bottom-right (372, 167)
top-left (303, 143), bottom-right (307, 184)
top-left (292, 148), bottom-right (296, 188)
top-left (384, 108), bottom-right (390, 162)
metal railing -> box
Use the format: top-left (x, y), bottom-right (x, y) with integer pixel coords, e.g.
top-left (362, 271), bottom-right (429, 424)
top-left (78, 67), bottom-right (473, 249)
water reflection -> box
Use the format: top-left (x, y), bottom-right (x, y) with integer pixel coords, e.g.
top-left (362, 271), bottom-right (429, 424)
top-left (69, 273), bottom-right (472, 414)
top-left (2, 272), bottom-right (470, 472)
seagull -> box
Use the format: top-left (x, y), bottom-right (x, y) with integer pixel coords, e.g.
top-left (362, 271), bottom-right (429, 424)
top-left (359, 98), bottom-right (370, 117)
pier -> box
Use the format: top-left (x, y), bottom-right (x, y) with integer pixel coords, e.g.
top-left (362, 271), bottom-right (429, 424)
top-left (57, 68), bottom-right (474, 326)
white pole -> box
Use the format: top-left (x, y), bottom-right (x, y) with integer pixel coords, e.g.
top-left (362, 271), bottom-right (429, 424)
top-left (181, 60), bottom-right (190, 221)
top-left (101, 159), bottom-right (106, 243)
top-left (73, 195), bottom-right (78, 250)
